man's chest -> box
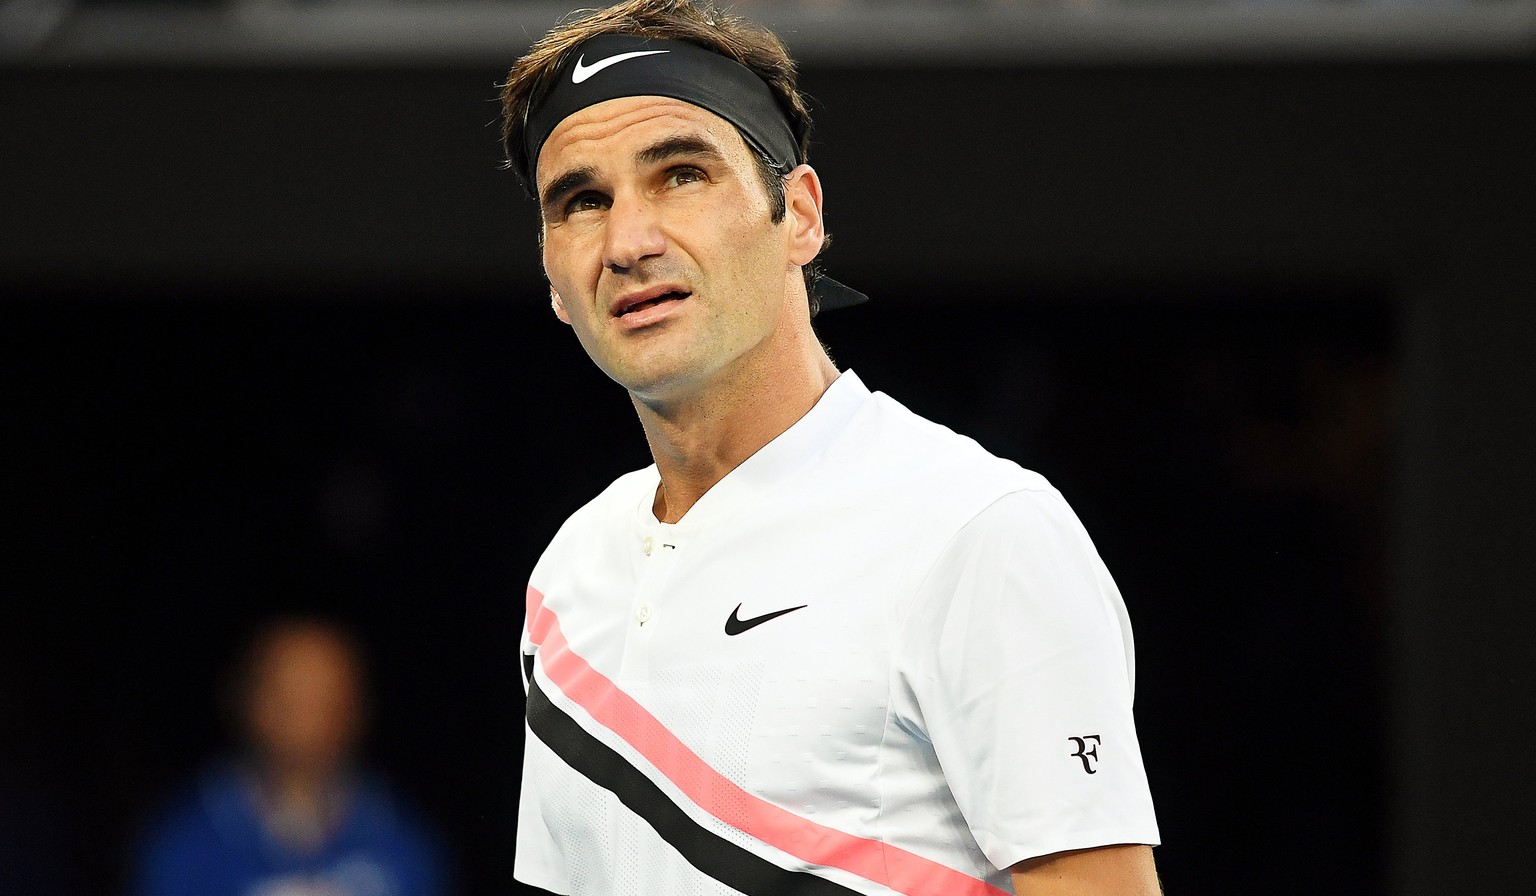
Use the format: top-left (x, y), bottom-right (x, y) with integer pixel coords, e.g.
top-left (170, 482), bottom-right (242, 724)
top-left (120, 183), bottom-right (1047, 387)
top-left (534, 531), bottom-right (912, 808)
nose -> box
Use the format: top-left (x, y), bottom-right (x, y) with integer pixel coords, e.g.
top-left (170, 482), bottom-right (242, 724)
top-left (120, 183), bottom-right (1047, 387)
top-left (603, 191), bottom-right (666, 273)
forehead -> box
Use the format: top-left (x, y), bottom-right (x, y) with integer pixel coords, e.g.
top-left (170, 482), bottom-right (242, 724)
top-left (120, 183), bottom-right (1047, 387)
top-left (535, 95), bottom-right (751, 186)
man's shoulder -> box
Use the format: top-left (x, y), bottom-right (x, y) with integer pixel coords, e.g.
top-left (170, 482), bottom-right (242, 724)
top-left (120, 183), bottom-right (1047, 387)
top-left (136, 763), bottom-right (256, 859)
top-left (844, 386), bottom-right (1049, 496)
top-left (575, 465), bottom-right (658, 515)
top-left (783, 383), bottom-right (1056, 557)
top-left (534, 464), bottom-right (656, 558)
top-left (343, 774), bottom-right (447, 864)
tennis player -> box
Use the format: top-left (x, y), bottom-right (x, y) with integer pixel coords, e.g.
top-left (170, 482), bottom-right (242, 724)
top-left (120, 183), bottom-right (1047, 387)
top-left (501, 3), bottom-right (1161, 894)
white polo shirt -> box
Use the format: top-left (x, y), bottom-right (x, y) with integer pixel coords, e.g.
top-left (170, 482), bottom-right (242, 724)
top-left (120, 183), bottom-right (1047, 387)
top-left (516, 370), bottom-right (1158, 896)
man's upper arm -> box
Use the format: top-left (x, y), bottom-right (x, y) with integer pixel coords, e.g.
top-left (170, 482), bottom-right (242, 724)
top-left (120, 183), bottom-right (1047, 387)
top-left (895, 488), bottom-right (1160, 867)
top-left (1010, 844), bottom-right (1161, 896)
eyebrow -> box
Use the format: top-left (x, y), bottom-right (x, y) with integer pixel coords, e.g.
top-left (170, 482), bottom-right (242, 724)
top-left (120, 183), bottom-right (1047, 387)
top-left (635, 134), bottom-right (725, 168)
top-left (540, 165), bottom-right (596, 216)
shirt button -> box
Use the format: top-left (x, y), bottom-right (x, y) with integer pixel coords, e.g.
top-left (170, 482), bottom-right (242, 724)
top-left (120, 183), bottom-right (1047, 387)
top-left (636, 604), bottom-right (653, 625)
top-left (642, 536), bottom-right (654, 555)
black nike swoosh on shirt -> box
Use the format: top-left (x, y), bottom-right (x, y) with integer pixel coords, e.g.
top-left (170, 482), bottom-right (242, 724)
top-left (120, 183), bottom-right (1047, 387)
top-left (724, 603), bottom-right (808, 636)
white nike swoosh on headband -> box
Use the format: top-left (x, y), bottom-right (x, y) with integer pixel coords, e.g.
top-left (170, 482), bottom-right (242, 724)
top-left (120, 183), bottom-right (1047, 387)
top-left (571, 50), bottom-right (670, 84)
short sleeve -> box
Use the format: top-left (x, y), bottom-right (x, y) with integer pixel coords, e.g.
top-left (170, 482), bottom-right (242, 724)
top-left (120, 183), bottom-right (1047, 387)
top-left (514, 734), bottom-right (576, 894)
top-left (893, 487), bottom-right (1160, 869)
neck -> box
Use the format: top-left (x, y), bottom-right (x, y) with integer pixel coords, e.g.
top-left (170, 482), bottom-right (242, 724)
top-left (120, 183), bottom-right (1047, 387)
top-left (254, 760), bottom-right (347, 851)
top-left (262, 761), bottom-right (336, 814)
top-left (635, 321), bottom-right (837, 524)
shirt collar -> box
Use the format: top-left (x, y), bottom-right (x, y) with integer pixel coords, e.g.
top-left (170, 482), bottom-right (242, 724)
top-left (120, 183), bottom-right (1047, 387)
top-left (637, 369), bottom-right (870, 534)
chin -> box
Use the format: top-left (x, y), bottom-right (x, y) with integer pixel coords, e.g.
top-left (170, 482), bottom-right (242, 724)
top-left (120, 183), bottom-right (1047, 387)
top-left (614, 363), bottom-right (708, 406)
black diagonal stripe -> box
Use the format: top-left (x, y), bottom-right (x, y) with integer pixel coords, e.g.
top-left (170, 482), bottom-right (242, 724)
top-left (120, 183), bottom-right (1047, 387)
top-left (526, 676), bottom-right (864, 896)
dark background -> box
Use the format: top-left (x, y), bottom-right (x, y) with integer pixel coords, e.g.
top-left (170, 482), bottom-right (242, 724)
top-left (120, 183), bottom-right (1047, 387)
top-left (4, 33), bottom-right (1535, 896)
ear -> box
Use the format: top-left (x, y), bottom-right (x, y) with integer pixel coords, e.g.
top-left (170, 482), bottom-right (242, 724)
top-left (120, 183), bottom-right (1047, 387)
top-left (782, 164), bottom-right (825, 268)
top-left (550, 286), bottom-right (571, 325)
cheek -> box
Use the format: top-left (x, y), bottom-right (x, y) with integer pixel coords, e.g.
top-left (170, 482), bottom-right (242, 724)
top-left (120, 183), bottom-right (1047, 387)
top-left (540, 241), bottom-right (568, 289)
top-left (542, 230), bottom-right (596, 291)
top-left (686, 212), bottom-right (763, 281)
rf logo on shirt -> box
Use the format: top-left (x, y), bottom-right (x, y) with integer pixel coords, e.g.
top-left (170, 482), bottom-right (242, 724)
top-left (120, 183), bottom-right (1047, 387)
top-left (1070, 735), bottom-right (1102, 774)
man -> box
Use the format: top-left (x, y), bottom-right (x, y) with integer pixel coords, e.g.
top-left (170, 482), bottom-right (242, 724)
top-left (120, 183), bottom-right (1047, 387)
top-left (501, 2), bottom-right (1161, 894)
top-left (132, 618), bottom-right (447, 896)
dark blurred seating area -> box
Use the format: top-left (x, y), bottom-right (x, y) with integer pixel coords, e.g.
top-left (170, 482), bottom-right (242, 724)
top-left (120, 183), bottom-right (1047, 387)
top-left (3, 4), bottom-right (1534, 894)
top-left (3, 289), bottom-right (1393, 896)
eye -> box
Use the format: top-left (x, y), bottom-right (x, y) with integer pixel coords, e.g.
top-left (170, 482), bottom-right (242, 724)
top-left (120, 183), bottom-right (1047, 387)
top-left (565, 191), bottom-right (608, 215)
top-left (665, 167), bottom-right (706, 188)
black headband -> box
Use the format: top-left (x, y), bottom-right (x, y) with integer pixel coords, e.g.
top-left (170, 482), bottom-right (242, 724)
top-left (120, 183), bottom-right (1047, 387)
top-left (520, 33), bottom-right (867, 311)
top-left (522, 34), bottom-right (800, 191)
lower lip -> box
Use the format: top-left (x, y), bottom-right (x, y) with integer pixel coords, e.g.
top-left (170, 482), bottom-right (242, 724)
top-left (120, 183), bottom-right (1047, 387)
top-left (616, 296), bottom-right (686, 330)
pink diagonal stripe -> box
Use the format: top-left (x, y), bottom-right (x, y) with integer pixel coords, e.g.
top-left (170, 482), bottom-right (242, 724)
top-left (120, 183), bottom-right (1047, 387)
top-left (525, 585), bottom-right (1008, 896)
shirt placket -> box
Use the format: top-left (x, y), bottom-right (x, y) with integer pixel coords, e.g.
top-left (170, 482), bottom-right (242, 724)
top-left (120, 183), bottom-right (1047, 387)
top-left (619, 524), bottom-right (682, 681)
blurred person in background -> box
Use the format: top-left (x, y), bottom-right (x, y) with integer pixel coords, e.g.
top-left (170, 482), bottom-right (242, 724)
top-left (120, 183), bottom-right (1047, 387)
top-left (130, 617), bottom-right (448, 896)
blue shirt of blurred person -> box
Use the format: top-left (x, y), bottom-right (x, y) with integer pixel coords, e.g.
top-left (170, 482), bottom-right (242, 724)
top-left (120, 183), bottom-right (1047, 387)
top-left (132, 762), bottom-right (447, 896)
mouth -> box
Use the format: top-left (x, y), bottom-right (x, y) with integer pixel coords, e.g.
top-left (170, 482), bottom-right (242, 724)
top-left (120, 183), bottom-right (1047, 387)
top-left (614, 287), bottom-right (691, 319)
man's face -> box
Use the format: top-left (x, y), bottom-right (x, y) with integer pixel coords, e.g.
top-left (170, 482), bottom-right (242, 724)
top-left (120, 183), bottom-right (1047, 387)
top-left (245, 628), bottom-right (363, 777)
top-left (536, 95), bottom-right (812, 406)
